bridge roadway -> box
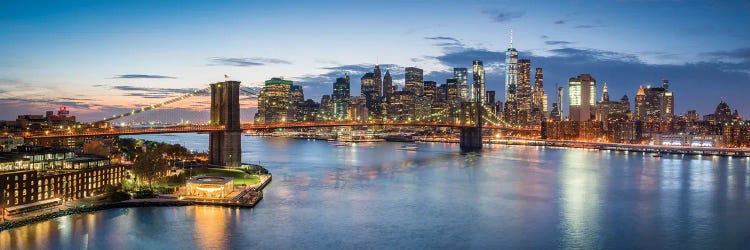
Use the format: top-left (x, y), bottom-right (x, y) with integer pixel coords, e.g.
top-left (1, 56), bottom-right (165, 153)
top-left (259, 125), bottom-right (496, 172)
top-left (19, 122), bottom-right (539, 139)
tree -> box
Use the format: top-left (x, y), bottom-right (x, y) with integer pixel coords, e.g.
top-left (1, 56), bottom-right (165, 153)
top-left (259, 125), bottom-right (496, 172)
top-left (117, 138), bottom-right (139, 161)
top-left (131, 149), bottom-right (169, 189)
top-left (83, 140), bottom-right (110, 157)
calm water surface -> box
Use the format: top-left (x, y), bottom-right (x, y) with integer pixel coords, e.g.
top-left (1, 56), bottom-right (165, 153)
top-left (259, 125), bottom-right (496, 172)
top-left (2, 134), bottom-right (750, 249)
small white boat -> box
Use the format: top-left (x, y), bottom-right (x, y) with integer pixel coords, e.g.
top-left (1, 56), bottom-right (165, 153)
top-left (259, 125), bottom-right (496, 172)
top-left (397, 145), bottom-right (418, 151)
top-left (333, 142), bottom-right (350, 147)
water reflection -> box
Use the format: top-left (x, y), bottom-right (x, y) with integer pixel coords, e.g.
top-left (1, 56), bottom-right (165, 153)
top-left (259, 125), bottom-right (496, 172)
top-left (3, 135), bottom-right (750, 249)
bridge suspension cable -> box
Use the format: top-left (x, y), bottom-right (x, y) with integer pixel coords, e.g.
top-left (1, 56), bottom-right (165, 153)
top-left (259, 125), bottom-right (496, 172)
top-left (94, 87), bottom-right (211, 124)
top-left (480, 104), bottom-right (512, 127)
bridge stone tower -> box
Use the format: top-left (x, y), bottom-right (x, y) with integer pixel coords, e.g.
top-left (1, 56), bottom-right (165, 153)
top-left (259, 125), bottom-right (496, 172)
top-left (209, 81), bottom-right (242, 167)
top-left (459, 102), bottom-right (483, 150)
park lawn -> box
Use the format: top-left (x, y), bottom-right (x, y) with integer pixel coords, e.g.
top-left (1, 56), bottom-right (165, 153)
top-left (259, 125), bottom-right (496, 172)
top-left (194, 168), bottom-right (260, 186)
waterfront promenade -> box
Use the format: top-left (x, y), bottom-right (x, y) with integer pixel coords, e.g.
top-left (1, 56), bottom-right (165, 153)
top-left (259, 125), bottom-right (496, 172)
top-left (0, 172), bottom-right (272, 232)
top-left (414, 135), bottom-right (750, 157)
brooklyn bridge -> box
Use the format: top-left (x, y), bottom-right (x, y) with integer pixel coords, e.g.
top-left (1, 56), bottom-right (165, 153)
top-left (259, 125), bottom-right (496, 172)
top-left (14, 80), bottom-right (540, 166)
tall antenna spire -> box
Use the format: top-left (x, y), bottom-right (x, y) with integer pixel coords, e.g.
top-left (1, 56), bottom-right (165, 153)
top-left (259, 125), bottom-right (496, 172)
top-left (509, 29), bottom-right (513, 48)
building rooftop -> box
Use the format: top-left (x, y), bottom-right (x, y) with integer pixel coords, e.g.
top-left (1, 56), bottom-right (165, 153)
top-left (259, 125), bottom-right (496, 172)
top-left (188, 176), bottom-right (233, 184)
top-left (265, 78), bottom-right (293, 86)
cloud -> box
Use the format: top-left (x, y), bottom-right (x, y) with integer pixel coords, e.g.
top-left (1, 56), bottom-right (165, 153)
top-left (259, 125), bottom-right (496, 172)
top-left (480, 9), bottom-right (525, 23)
top-left (104, 85), bottom-right (204, 99)
top-left (703, 47), bottom-right (750, 62)
top-left (554, 20), bottom-right (566, 24)
top-left (540, 35), bottom-right (549, 39)
top-left (574, 24), bottom-right (607, 29)
top-left (424, 36), bottom-right (464, 47)
top-left (545, 40), bottom-right (573, 46)
top-left (208, 57), bottom-right (292, 67)
top-left (113, 74), bottom-right (176, 79)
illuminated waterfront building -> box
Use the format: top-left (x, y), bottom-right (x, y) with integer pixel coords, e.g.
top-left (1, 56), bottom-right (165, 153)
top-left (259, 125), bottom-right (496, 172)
top-left (0, 146), bottom-right (124, 215)
top-left (405, 67), bottom-right (424, 96)
top-left (472, 60), bottom-right (485, 103)
top-left (568, 74), bottom-right (596, 122)
top-left (255, 78), bottom-right (293, 123)
top-left (333, 74), bottom-right (351, 120)
top-left (348, 96), bottom-right (368, 122)
top-left (185, 176), bottom-right (234, 198)
top-left (454, 68), bottom-right (468, 101)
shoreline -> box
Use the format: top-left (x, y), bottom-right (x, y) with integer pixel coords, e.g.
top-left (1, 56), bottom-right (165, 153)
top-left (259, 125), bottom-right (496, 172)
top-left (0, 173), bottom-right (272, 232)
top-left (411, 136), bottom-right (750, 157)
top-left (288, 134), bottom-right (750, 157)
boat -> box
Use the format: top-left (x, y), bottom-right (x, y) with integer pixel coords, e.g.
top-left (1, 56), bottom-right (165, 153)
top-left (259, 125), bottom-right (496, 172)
top-left (652, 153), bottom-right (661, 157)
top-left (333, 142), bottom-right (350, 147)
top-left (397, 144), bottom-right (418, 151)
top-left (384, 135), bottom-right (415, 142)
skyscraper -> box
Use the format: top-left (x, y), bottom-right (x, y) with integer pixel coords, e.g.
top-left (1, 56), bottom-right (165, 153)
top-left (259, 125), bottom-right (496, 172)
top-left (446, 78), bottom-right (459, 102)
top-left (424, 81), bottom-right (437, 102)
top-left (289, 85), bottom-right (305, 121)
top-left (361, 72), bottom-right (381, 117)
top-left (639, 80), bottom-right (675, 121)
top-left (383, 70), bottom-right (393, 101)
top-left (485, 90), bottom-right (495, 105)
top-left (255, 78), bottom-right (293, 123)
top-left (505, 31), bottom-right (519, 103)
top-left (374, 64), bottom-right (382, 97)
top-left (568, 74), bottom-right (596, 121)
top-left (532, 68), bottom-right (547, 113)
top-left (361, 73), bottom-right (377, 99)
top-left (333, 74), bottom-right (351, 120)
top-left (517, 59), bottom-right (532, 113)
top-left (405, 67), bottom-right (424, 96)
top-left (557, 86), bottom-right (564, 119)
top-left (635, 85), bottom-right (646, 121)
top-left (454, 68), bottom-right (468, 101)
top-left (472, 60), bottom-right (485, 103)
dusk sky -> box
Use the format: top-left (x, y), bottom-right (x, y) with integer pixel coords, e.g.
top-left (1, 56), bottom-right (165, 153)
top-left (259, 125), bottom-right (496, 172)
top-left (1, 0), bottom-right (749, 122)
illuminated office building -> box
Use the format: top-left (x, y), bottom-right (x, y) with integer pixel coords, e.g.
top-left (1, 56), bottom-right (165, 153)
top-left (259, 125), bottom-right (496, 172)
top-left (454, 68), bottom-right (468, 101)
top-left (405, 67), bottom-right (424, 96)
top-left (568, 74), bottom-right (596, 121)
top-left (472, 60), bottom-right (485, 103)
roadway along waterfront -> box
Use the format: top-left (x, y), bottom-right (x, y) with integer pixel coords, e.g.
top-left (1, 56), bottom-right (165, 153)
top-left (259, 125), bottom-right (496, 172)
top-left (2, 134), bottom-right (750, 249)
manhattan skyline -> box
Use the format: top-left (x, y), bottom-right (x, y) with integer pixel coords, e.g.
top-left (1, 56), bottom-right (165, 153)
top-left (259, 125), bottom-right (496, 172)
top-left (1, 0), bottom-right (749, 121)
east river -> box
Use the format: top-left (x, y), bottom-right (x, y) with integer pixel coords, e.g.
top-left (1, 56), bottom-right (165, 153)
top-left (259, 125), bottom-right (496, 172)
top-left (2, 134), bottom-right (750, 249)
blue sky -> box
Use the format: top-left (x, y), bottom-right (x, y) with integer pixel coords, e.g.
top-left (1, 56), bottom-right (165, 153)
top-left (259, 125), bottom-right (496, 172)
top-left (1, 0), bottom-right (749, 121)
